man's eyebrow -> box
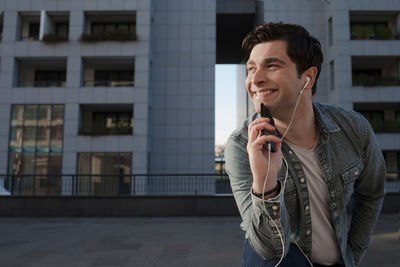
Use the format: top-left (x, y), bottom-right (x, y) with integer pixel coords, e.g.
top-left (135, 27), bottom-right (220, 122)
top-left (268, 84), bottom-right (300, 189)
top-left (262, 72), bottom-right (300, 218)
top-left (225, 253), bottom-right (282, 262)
top-left (263, 57), bottom-right (287, 65)
top-left (246, 57), bottom-right (287, 66)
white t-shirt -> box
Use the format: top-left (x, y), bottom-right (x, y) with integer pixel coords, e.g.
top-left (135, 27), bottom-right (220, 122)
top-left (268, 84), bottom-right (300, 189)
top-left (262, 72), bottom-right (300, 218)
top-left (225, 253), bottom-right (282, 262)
top-left (286, 140), bottom-right (342, 265)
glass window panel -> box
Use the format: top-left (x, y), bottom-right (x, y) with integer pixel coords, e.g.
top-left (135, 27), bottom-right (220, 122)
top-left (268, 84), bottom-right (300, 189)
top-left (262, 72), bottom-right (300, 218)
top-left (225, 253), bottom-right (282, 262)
top-left (9, 153), bottom-right (22, 175)
top-left (120, 71), bottom-right (132, 81)
top-left (78, 153), bottom-right (91, 174)
top-left (104, 153), bottom-right (119, 174)
top-left (23, 105), bottom-right (37, 150)
top-left (93, 113), bottom-right (105, 129)
top-left (35, 154), bottom-right (49, 175)
top-left (108, 71), bottom-right (119, 81)
top-left (56, 23), bottom-right (68, 36)
top-left (118, 114), bottom-right (130, 128)
top-left (92, 24), bottom-right (103, 34)
top-left (117, 24), bottom-right (129, 32)
top-left (11, 105), bottom-right (24, 126)
top-left (50, 105), bottom-right (64, 152)
top-left (22, 126), bottom-right (36, 152)
top-left (59, 71), bottom-right (66, 81)
top-left (22, 154), bottom-right (35, 174)
top-left (119, 153), bottom-right (131, 174)
top-left (10, 126), bottom-right (23, 152)
top-left (77, 153), bottom-right (91, 195)
top-left (48, 154), bottom-right (62, 174)
top-left (106, 114), bottom-right (117, 128)
top-left (29, 23), bottom-right (39, 39)
top-left (37, 105), bottom-right (51, 150)
top-left (52, 105), bottom-right (64, 122)
top-left (104, 23), bottom-right (115, 33)
top-left (91, 153), bottom-right (104, 175)
top-left (48, 154), bottom-right (62, 195)
top-left (95, 71), bottom-right (107, 81)
top-left (48, 71), bottom-right (59, 81)
top-left (50, 125), bottom-right (63, 152)
top-left (35, 71), bottom-right (48, 81)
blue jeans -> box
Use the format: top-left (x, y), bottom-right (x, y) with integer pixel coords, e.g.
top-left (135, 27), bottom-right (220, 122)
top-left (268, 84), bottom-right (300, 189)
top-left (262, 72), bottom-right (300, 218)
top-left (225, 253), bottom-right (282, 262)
top-left (242, 239), bottom-right (311, 267)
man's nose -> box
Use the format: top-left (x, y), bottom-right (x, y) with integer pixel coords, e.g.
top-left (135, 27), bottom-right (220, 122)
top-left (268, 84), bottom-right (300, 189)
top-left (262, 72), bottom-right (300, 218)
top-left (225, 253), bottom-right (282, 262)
top-left (252, 68), bottom-right (267, 86)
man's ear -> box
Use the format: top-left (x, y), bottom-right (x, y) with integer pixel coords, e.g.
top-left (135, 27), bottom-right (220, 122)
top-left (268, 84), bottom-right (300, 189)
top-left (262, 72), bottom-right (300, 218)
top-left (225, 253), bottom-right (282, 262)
top-left (302, 66), bottom-right (318, 91)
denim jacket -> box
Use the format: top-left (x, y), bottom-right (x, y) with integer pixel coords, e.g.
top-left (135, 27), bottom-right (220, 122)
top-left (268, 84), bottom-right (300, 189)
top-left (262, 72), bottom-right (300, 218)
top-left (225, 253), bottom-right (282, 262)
top-left (225, 102), bottom-right (386, 266)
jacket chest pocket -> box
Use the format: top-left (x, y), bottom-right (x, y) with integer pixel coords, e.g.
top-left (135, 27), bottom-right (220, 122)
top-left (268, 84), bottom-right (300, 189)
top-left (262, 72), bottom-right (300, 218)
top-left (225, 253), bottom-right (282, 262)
top-left (340, 160), bottom-right (364, 202)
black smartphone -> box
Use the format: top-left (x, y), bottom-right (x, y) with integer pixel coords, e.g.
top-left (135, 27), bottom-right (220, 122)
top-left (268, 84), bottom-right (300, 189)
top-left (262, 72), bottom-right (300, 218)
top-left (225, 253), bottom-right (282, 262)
top-left (260, 103), bottom-right (277, 153)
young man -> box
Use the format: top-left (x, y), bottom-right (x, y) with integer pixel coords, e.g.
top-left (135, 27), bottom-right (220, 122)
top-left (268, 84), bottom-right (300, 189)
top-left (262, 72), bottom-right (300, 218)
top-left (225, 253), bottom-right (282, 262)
top-left (225, 22), bottom-right (386, 267)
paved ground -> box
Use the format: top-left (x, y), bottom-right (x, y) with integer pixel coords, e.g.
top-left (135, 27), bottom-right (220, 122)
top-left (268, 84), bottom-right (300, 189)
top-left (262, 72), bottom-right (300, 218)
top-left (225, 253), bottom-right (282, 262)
top-left (0, 214), bottom-right (398, 267)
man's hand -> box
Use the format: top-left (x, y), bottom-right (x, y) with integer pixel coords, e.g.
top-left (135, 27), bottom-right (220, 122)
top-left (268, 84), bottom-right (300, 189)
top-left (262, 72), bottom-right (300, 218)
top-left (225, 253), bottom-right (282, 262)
top-left (247, 117), bottom-right (283, 195)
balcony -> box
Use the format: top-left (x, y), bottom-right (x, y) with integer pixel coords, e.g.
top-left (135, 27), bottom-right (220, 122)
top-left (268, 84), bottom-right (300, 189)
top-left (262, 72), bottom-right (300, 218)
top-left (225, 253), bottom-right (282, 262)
top-left (15, 58), bottom-right (67, 88)
top-left (82, 57), bottom-right (135, 87)
top-left (18, 12), bottom-right (40, 41)
top-left (41, 11), bottom-right (69, 43)
top-left (81, 11), bottom-right (136, 42)
top-left (352, 56), bottom-right (400, 87)
top-left (354, 103), bottom-right (400, 133)
top-left (350, 11), bottom-right (400, 40)
top-left (79, 104), bottom-right (133, 136)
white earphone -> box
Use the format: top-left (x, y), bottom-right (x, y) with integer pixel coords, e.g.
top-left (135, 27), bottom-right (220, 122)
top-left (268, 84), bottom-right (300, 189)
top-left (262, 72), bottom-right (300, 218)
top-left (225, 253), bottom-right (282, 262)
top-left (300, 77), bottom-right (311, 94)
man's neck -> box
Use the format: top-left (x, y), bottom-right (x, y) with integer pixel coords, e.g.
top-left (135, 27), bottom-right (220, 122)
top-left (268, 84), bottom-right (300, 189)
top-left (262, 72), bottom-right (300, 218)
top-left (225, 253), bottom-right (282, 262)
top-left (274, 102), bottom-right (317, 150)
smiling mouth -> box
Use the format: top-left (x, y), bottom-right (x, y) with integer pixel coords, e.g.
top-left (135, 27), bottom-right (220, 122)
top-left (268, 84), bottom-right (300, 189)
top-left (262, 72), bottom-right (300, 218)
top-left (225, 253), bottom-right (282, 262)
top-left (252, 89), bottom-right (277, 98)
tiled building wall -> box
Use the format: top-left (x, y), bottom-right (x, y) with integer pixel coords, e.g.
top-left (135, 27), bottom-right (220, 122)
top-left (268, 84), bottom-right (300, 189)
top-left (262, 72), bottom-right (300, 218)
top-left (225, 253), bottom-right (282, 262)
top-left (149, 0), bottom-right (216, 173)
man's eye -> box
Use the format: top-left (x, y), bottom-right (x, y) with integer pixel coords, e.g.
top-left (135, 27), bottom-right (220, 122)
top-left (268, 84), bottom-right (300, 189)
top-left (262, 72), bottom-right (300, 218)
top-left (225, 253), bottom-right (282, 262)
top-left (267, 64), bottom-right (279, 69)
top-left (247, 67), bottom-right (256, 72)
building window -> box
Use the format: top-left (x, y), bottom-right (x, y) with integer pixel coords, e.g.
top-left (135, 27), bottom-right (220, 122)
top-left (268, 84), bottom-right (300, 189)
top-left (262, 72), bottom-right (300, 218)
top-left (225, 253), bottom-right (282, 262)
top-left (91, 23), bottom-right (135, 34)
top-left (94, 70), bottom-right (134, 87)
top-left (35, 71), bottom-right (66, 87)
top-left (79, 111), bottom-right (133, 135)
top-left (28, 23), bottom-right (40, 40)
top-left (56, 23), bottom-right (69, 37)
top-left (8, 105), bottom-right (64, 195)
top-left (350, 23), bottom-right (393, 40)
top-left (77, 152), bottom-right (132, 195)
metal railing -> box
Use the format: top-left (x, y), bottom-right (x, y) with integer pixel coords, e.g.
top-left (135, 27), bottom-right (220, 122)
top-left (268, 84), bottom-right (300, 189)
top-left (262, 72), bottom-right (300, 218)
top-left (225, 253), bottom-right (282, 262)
top-left (1, 173), bottom-right (398, 197)
top-left (0, 174), bottom-right (232, 196)
top-left (83, 80), bottom-right (134, 87)
top-left (18, 80), bottom-right (66, 87)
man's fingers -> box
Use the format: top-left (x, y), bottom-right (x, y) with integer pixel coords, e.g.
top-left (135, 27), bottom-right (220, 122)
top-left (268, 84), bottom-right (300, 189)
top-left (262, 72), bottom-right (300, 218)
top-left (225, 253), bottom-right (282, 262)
top-left (248, 118), bottom-right (273, 142)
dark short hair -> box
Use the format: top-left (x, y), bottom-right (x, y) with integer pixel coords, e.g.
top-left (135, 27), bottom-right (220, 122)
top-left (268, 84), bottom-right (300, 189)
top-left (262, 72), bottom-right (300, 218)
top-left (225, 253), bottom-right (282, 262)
top-left (242, 22), bottom-right (323, 95)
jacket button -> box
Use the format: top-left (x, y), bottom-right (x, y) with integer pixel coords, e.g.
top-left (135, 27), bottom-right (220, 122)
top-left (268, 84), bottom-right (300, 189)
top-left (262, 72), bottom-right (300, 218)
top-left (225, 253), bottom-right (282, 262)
top-left (300, 178), bottom-right (305, 183)
top-left (306, 230), bottom-right (311, 235)
top-left (305, 205), bottom-right (310, 211)
top-left (288, 150), bottom-right (293, 154)
top-left (355, 171), bottom-right (359, 176)
top-left (272, 206), bottom-right (278, 211)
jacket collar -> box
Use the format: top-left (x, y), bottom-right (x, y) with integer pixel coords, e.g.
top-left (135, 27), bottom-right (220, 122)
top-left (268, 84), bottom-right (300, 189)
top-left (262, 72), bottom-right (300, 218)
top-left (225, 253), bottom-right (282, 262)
top-left (313, 102), bottom-right (340, 145)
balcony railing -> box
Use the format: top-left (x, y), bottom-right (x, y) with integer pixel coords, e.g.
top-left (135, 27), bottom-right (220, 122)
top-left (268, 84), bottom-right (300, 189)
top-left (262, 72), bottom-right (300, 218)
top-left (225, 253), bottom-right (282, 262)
top-left (0, 174), bottom-right (232, 196)
top-left (80, 30), bottom-right (136, 42)
top-left (84, 80), bottom-right (134, 87)
top-left (352, 74), bottom-right (400, 87)
top-left (42, 33), bottom-right (68, 43)
top-left (78, 126), bottom-right (133, 135)
top-left (18, 80), bottom-right (66, 87)
top-left (0, 173), bottom-right (398, 196)
top-left (367, 120), bottom-right (400, 133)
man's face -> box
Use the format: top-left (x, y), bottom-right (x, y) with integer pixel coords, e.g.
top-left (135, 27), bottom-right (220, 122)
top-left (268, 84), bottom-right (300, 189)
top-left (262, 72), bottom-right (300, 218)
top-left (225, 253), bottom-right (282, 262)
top-left (245, 40), bottom-right (303, 116)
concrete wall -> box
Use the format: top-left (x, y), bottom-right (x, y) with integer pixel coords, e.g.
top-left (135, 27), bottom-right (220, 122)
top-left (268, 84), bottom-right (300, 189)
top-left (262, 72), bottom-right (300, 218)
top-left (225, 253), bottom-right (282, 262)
top-left (0, 193), bottom-right (398, 216)
top-left (0, 195), bottom-right (240, 216)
